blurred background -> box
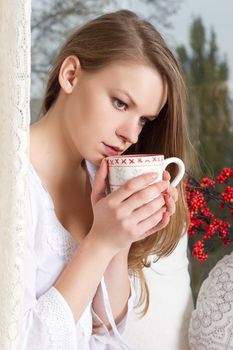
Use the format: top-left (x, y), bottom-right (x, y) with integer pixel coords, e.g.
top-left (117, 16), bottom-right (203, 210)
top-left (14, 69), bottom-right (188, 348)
top-left (31, 0), bottom-right (233, 303)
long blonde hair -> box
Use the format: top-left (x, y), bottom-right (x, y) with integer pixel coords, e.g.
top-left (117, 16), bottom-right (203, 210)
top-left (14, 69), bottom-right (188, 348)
top-left (39, 9), bottom-right (191, 322)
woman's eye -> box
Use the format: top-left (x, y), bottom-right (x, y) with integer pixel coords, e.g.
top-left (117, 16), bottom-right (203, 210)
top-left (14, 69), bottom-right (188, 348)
top-left (112, 97), bottom-right (155, 127)
top-left (112, 98), bottom-right (128, 111)
top-left (140, 117), bottom-right (153, 126)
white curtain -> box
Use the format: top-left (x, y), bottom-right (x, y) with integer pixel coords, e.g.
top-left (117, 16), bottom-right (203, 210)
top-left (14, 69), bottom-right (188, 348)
top-left (0, 1), bottom-right (31, 349)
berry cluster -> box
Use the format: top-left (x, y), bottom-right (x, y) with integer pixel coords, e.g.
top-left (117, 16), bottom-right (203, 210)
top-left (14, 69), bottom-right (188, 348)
top-left (216, 167), bottom-right (233, 184)
top-left (185, 167), bottom-right (233, 262)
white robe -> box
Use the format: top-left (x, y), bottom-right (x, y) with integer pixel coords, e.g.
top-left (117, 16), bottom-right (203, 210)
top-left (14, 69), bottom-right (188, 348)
top-left (21, 159), bottom-right (193, 349)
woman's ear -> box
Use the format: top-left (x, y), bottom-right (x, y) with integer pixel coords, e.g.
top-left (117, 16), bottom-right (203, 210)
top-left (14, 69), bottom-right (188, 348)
top-left (58, 55), bottom-right (81, 94)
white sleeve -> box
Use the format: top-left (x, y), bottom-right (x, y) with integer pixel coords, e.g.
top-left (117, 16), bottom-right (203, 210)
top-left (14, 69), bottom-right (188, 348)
top-left (21, 286), bottom-right (77, 350)
top-left (123, 232), bottom-right (194, 350)
top-left (89, 275), bottom-right (137, 350)
top-left (20, 187), bottom-right (77, 350)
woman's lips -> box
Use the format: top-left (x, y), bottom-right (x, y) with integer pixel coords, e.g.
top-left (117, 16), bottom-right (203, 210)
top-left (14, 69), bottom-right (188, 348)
top-left (103, 143), bottom-right (120, 156)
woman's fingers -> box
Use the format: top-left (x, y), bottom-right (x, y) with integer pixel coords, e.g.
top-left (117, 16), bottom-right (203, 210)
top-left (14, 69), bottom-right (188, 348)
top-left (104, 169), bottom-right (177, 241)
top-left (131, 194), bottom-right (165, 222)
top-left (163, 170), bottom-right (178, 202)
top-left (143, 211), bottom-right (171, 238)
top-left (91, 158), bottom-right (109, 204)
top-left (139, 183), bottom-right (179, 239)
top-left (167, 185), bottom-right (178, 202)
top-left (164, 193), bottom-right (176, 216)
top-left (163, 170), bottom-right (171, 181)
top-left (162, 170), bottom-right (178, 215)
top-left (137, 206), bottom-right (167, 235)
top-left (162, 183), bottom-right (178, 216)
top-left (111, 172), bottom-right (169, 207)
top-left (123, 180), bottom-right (169, 212)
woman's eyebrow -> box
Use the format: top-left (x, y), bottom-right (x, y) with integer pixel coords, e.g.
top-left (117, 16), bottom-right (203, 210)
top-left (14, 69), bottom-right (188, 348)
top-left (115, 88), bottom-right (158, 118)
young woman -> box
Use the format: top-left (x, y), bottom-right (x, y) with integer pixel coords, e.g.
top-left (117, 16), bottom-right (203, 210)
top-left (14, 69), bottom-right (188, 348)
top-left (23, 9), bottom-right (190, 349)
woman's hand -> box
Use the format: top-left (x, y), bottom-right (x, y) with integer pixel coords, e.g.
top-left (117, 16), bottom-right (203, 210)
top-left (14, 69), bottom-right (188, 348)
top-left (163, 170), bottom-right (178, 215)
top-left (88, 159), bottom-right (178, 254)
top-left (143, 170), bottom-right (178, 237)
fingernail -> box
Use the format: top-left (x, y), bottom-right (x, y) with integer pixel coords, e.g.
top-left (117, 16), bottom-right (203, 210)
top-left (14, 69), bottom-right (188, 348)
top-left (163, 170), bottom-right (171, 179)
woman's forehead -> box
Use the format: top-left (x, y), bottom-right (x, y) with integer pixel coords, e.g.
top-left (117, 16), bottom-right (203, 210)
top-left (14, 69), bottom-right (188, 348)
top-left (102, 62), bottom-right (167, 112)
top-left (81, 59), bottom-right (168, 114)
top-left (93, 61), bottom-right (165, 90)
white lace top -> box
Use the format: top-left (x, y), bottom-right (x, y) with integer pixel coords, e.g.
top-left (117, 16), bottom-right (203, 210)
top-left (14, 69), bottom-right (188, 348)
top-left (20, 160), bottom-right (137, 350)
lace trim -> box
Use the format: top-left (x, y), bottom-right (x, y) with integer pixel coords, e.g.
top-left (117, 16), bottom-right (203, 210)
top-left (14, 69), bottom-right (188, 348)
top-left (0, 0), bottom-right (31, 348)
top-left (35, 287), bottom-right (77, 349)
top-left (46, 217), bottom-right (78, 262)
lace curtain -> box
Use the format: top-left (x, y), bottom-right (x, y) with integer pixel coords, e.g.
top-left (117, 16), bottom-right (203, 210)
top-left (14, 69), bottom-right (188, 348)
top-left (0, 1), bottom-right (31, 349)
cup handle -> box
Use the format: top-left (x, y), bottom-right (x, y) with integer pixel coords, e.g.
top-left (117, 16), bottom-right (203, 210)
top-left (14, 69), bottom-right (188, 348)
top-left (163, 157), bottom-right (185, 187)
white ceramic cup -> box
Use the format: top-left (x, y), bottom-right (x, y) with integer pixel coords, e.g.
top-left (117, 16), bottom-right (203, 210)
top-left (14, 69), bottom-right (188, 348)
top-left (106, 154), bottom-right (185, 194)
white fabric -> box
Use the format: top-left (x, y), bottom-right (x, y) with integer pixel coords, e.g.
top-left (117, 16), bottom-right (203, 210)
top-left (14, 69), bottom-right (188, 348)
top-left (123, 232), bottom-right (194, 350)
top-left (189, 252), bottom-right (233, 349)
top-left (20, 160), bottom-right (137, 349)
top-left (0, 0), bottom-right (31, 349)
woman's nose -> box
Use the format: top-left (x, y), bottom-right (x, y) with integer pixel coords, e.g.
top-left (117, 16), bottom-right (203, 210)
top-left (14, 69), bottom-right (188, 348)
top-left (116, 120), bottom-right (140, 145)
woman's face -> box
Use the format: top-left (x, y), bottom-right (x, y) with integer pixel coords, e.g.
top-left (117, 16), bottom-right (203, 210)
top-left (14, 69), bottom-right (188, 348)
top-left (60, 58), bottom-right (167, 166)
